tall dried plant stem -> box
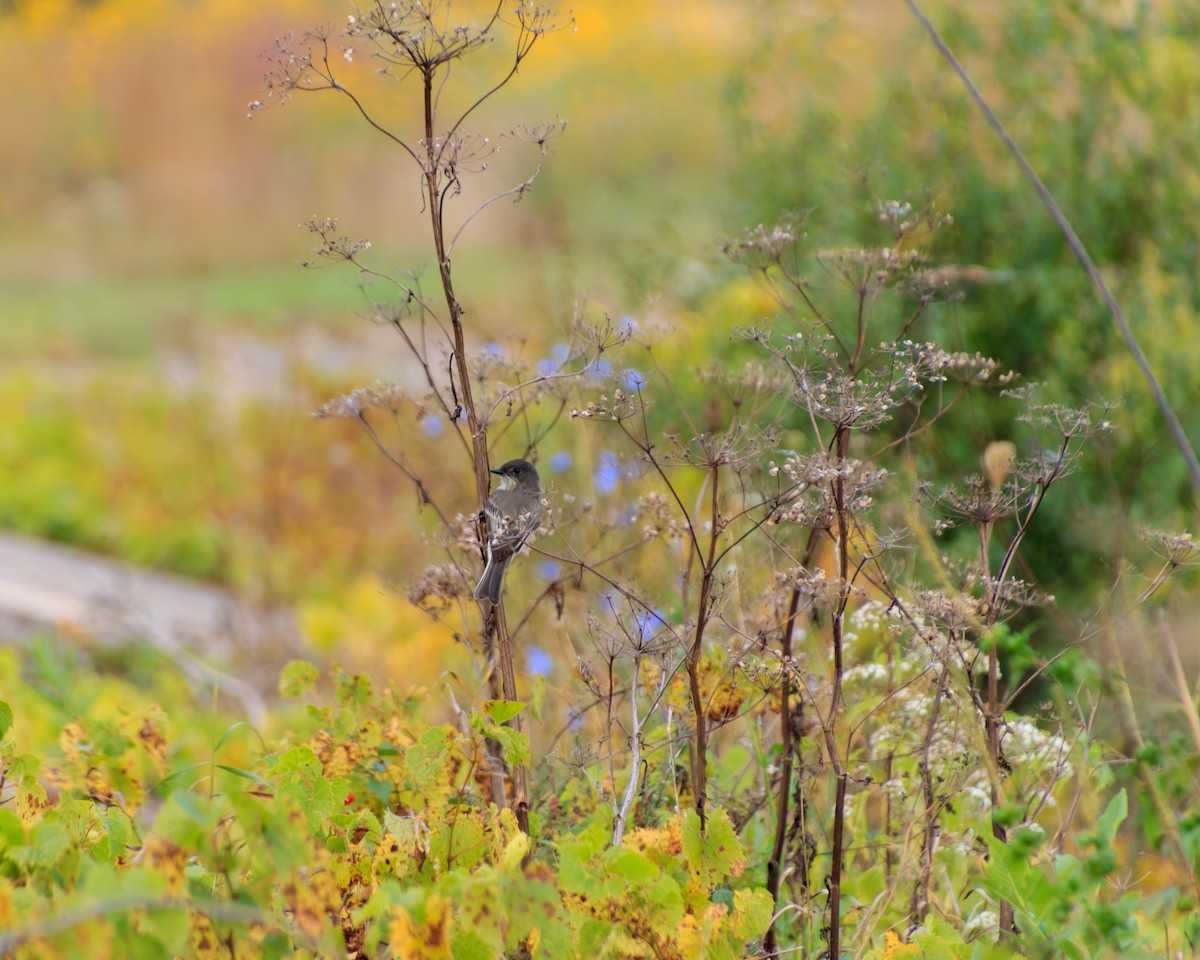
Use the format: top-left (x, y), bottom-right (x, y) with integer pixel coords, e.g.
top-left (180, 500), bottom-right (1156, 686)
top-left (978, 518), bottom-right (1013, 935)
top-left (493, 606), bottom-right (529, 835)
top-left (612, 654), bottom-right (643, 846)
top-left (415, 59), bottom-right (527, 827)
top-left (763, 586), bottom-right (802, 960)
top-left (910, 657), bottom-right (949, 923)
top-left (764, 526), bottom-right (822, 957)
top-left (824, 423), bottom-right (852, 960)
top-left (687, 462), bottom-right (723, 835)
top-left (418, 69), bottom-right (489, 497)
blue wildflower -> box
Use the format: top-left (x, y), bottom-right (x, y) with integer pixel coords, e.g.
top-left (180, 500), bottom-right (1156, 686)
top-left (620, 368), bottom-right (647, 391)
top-left (634, 609), bottom-right (667, 641)
top-left (595, 451), bottom-right (621, 494)
top-left (537, 343), bottom-right (571, 376)
top-left (526, 645), bottom-right (553, 677)
top-left (586, 357), bottom-right (614, 383)
top-left (419, 414), bottom-right (444, 437)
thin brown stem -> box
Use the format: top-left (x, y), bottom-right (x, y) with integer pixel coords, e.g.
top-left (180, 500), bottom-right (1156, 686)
top-left (764, 586), bottom-right (802, 959)
top-left (686, 462), bottom-right (723, 834)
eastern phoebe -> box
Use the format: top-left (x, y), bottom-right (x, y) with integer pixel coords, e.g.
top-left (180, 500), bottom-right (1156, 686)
top-left (473, 458), bottom-right (543, 604)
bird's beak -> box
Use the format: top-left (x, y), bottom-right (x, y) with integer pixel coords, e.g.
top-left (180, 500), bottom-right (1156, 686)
top-left (490, 468), bottom-right (504, 476)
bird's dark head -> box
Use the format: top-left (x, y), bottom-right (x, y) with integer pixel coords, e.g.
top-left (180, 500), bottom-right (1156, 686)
top-left (491, 458), bottom-right (541, 492)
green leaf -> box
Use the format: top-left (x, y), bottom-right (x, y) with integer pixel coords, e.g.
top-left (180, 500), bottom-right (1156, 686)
top-left (481, 699), bottom-right (527, 725)
top-left (95, 808), bottom-right (132, 865)
top-left (913, 926), bottom-right (961, 960)
top-left (140, 905), bottom-right (190, 956)
top-left (214, 720), bottom-right (266, 752)
top-left (715, 744), bottom-right (752, 785)
top-left (645, 875), bottom-right (684, 928)
top-left (156, 761), bottom-right (210, 793)
top-left (277, 760), bottom-right (346, 833)
top-left (451, 928), bottom-right (494, 960)
top-left (278, 660), bottom-right (320, 697)
top-left (0, 700), bottom-right (12, 737)
top-left (1093, 788), bottom-right (1128, 846)
top-left (681, 808), bottom-right (742, 889)
top-left (851, 863), bottom-right (886, 903)
top-left (489, 726), bottom-right (531, 766)
top-left (981, 834), bottom-right (1054, 934)
top-left (530, 674), bottom-right (547, 720)
top-left (404, 727), bottom-right (449, 779)
top-left (733, 888), bottom-right (774, 940)
top-left (576, 919), bottom-right (620, 956)
top-left (22, 820), bottom-right (69, 867)
top-left (216, 763), bottom-right (272, 788)
top-left (8, 753), bottom-right (39, 781)
top-left (335, 670), bottom-right (373, 705)
top-left (272, 745), bottom-right (321, 778)
top-left (150, 792), bottom-right (214, 850)
top-left (170, 789), bottom-right (216, 829)
top-left (557, 836), bottom-right (612, 895)
top-left (608, 847), bottom-right (659, 883)
top-left (0, 808), bottom-right (25, 848)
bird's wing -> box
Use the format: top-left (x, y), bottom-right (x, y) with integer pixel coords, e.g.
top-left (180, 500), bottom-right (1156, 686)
top-left (483, 492), bottom-right (542, 562)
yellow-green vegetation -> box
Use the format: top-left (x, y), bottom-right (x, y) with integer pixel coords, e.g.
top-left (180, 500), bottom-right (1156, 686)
top-left (0, 366), bottom-right (422, 598)
top-left (0, 644), bottom-right (782, 958)
top-left (1, 612), bottom-right (1194, 957)
top-left (2, 0), bottom-right (1200, 957)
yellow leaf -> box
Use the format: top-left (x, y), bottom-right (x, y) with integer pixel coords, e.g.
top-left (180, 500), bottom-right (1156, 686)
top-left (389, 896), bottom-right (454, 960)
top-left (137, 714), bottom-right (169, 777)
top-left (143, 836), bottom-right (186, 896)
top-left (500, 831), bottom-right (530, 872)
top-left (882, 930), bottom-right (921, 959)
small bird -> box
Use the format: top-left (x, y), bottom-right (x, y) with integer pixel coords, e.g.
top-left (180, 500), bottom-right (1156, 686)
top-left (473, 458), bottom-right (543, 605)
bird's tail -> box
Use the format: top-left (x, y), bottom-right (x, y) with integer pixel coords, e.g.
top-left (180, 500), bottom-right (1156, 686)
top-left (473, 557), bottom-right (509, 604)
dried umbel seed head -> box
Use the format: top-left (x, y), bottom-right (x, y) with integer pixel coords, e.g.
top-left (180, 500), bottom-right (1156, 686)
top-left (982, 440), bottom-right (1017, 492)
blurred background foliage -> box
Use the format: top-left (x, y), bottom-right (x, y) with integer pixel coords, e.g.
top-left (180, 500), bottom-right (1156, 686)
top-left (2, 1), bottom-right (1199, 951)
top-left (1, 0), bottom-right (1197, 689)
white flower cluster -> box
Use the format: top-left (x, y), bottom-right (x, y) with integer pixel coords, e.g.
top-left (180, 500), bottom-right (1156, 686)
top-left (314, 381), bottom-right (408, 419)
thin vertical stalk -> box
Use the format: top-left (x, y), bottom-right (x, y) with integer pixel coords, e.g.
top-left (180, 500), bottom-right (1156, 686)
top-left (493, 605), bottom-right (529, 836)
top-left (613, 654), bottom-right (642, 846)
top-left (825, 423), bottom-right (853, 960)
top-left (420, 67), bottom-right (490, 496)
top-left (764, 586), bottom-right (802, 959)
top-left (417, 55), bottom-right (528, 830)
top-left (910, 660), bottom-right (948, 923)
top-left (687, 463), bottom-right (722, 835)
